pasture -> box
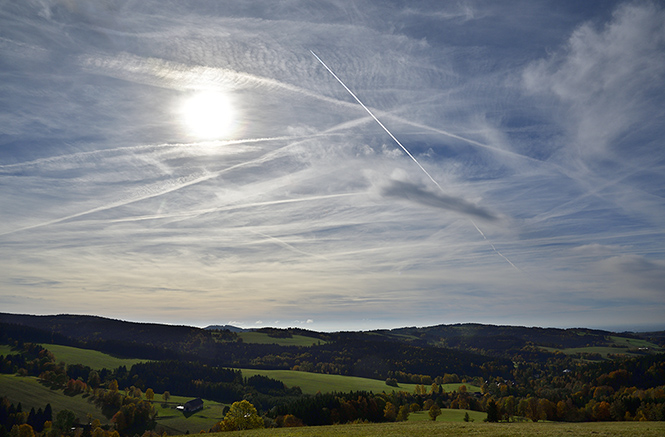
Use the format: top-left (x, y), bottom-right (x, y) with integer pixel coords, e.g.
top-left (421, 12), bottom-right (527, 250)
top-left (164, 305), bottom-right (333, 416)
top-left (408, 409), bottom-right (485, 422)
top-left (202, 421), bottom-right (665, 437)
top-left (152, 394), bottom-right (227, 435)
top-left (0, 373), bottom-right (226, 435)
top-left (0, 373), bottom-right (109, 423)
top-left (236, 332), bottom-right (325, 346)
top-left (539, 334), bottom-right (662, 359)
top-left (239, 368), bottom-right (480, 395)
top-left (39, 343), bottom-right (148, 369)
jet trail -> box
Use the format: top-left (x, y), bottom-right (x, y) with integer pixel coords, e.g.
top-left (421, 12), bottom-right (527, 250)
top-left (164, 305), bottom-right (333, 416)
top-left (471, 220), bottom-right (520, 271)
top-left (310, 51), bottom-right (443, 193)
top-left (311, 50), bottom-right (520, 271)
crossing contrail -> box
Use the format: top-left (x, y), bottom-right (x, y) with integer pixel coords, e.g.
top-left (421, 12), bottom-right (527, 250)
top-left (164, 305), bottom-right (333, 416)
top-left (310, 50), bottom-right (520, 271)
top-left (310, 50), bottom-right (443, 193)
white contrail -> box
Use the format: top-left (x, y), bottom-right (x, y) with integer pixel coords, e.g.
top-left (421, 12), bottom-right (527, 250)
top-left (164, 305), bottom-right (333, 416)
top-left (311, 50), bottom-right (520, 271)
top-left (471, 220), bottom-right (521, 271)
top-left (310, 50), bottom-right (444, 193)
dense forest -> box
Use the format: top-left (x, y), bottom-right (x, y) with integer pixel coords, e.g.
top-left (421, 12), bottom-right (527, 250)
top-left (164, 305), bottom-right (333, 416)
top-left (0, 313), bottom-right (664, 435)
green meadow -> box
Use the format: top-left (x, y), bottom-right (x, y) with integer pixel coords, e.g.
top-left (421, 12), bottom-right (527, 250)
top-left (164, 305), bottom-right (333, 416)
top-left (239, 368), bottom-right (480, 395)
top-left (39, 343), bottom-right (149, 370)
top-left (408, 409), bottom-right (485, 422)
top-left (540, 336), bottom-right (662, 359)
top-left (151, 394), bottom-right (227, 435)
top-left (0, 373), bottom-right (225, 435)
top-left (237, 332), bottom-right (325, 347)
top-left (0, 373), bottom-right (109, 423)
top-left (200, 421), bottom-right (665, 437)
top-left (609, 335), bottom-right (660, 349)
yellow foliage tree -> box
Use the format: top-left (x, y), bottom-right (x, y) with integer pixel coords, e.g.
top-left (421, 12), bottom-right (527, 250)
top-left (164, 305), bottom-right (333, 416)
top-left (428, 404), bottom-right (442, 421)
top-left (219, 400), bottom-right (263, 431)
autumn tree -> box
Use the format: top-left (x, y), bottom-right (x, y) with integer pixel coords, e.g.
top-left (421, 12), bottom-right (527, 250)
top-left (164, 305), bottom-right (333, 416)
top-left (145, 389), bottom-right (154, 401)
top-left (282, 414), bottom-right (304, 427)
top-left (87, 371), bottom-right (101, 389)
top-left (396, 405), bottom-right (410, 422)
top-left (108, 380), bottom-right (119, 392)
top-left (428, 404), bottom-right (442, 421)
top-left (11, 424), bottom-right (35, 437)
top-left (54, 409), bottom-right (77, 435)
top-left (218, 400), bottom-right (263, 431)
top-left (383, 402), bottom-right (397, 422)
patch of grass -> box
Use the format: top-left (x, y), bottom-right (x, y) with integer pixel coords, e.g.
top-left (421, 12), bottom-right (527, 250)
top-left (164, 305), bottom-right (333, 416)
top-left (0, 373), bottom-right (108, 424)
top-left (40, 343), bottom-right (148, 370)
top-left (237, 332), bottom-right (325, 347)
top-left (200, 421), bottom-right (665, 437)
top-left (541, 345), bottom-right (646, 359)
top-left (541, 335), bottom-right (662, 359)
top-left (609, 336), bottom-right (660, 350)
top-left (408, 409), bottom-right (485, 422)
top-left (237, 369), bottom-right (479, 395)
top-left (0, 374), bottom-right (225, 435)
top-left (152, 395), bottom-right (227, 435)
top-left (0, 344), bottom-right (14, 356)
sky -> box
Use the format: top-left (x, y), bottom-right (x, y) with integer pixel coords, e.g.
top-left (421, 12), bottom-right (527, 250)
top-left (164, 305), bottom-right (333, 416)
top-left (1, 0), bottom-right (664, 332)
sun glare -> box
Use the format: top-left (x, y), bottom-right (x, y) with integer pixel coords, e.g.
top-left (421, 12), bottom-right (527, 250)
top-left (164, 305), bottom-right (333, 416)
top-left (182, 91), bottom-right (237, 139)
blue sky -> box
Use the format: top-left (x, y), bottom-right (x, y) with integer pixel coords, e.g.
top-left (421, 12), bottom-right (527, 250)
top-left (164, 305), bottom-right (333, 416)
top-left (1, 0), bottom-right (663, 332)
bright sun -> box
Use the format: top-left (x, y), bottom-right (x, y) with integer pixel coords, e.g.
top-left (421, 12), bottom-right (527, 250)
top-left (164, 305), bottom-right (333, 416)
top-left (181, 91), bottom-right (236, 139)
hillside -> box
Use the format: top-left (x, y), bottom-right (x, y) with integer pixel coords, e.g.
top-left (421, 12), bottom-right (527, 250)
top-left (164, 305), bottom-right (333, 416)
top-left (0, 313), bottom-right (514, 381)
top-left (2, 313), bottom-right (664, 435)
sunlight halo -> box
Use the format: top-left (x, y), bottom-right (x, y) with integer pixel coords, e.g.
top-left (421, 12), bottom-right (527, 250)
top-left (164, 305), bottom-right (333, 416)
top-left (181, 91), bottom-right (237, 140)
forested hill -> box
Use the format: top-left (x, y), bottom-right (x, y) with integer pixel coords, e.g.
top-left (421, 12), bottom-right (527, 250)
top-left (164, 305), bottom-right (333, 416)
top-left (2, 312), bottom-right (665, 427)
top-left (0, 313), bottom-right (512, 381)
top-left (1, 312), bottom-right (663, 380)
top-left (0, 313), bottom-right (202, 343)
top-left (377, 324), bottom-right (628, 356)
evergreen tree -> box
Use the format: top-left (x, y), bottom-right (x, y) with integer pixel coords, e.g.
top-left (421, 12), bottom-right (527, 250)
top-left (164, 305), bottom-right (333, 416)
top-left (44, 405), bottom-right (52, 424)
top-left (486, 399), bottom-right (499, 423)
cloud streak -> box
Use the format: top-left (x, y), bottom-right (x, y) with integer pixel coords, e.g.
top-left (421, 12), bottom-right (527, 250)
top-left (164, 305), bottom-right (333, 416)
top-left (381, 179), bottom-right (498, 221)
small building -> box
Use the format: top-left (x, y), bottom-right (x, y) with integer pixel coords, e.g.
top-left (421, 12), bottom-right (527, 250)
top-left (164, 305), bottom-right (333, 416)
top-left (178, 398), bottom-right (203, 413)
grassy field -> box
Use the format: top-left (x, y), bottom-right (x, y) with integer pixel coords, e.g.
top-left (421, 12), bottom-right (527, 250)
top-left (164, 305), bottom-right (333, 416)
top-left (39, 343), bottom-right (149, 370)
top-left (152, 393), bottom-right (227, 435)
top-left (0, 344), bottom-right (13, 356)
top-left (541, 345), bottom-right (658, 359)
top-left (237, 332), bottom-right (325, 347)
top-left (0, 373), bottom-right (226, 435)
top-left (3, 373), bottom-right (662, 436)
top-left (200, 421), bottom-right (665, 437)
top-left (0, 373), bottom-right (109, 423)
top-left (609, 335), bottom-right (661, 350)
top-left (408, 409), bottom-right (485, 422)
top-left (540, 335), bottom-right (662, 359)
top-left (238, 368), bottom-right (480, 395)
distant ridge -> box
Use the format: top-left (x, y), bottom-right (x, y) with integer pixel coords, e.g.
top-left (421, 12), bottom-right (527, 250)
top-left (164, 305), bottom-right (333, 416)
top-left (204, 324), bottom-right (248, 333)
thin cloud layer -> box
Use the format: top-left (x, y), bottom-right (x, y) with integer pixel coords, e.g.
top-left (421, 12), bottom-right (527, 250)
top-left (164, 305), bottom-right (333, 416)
top-left (381, 179), bottom-right (498, 221)
top-left (524, 2), bottom-right (665, 157)
top-left (0, 0), bottom-right (663, 331)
